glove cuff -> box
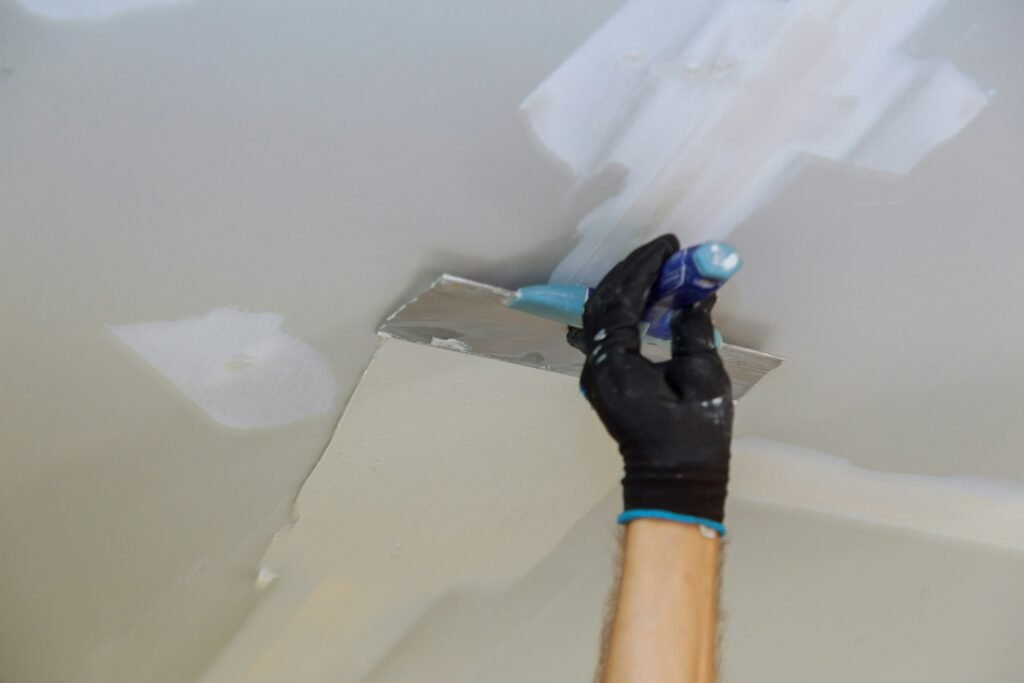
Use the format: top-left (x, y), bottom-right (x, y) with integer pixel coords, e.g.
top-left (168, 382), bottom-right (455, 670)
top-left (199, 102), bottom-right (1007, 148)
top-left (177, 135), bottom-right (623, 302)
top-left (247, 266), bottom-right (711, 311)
top-left (617, 509), bottom-right (726, 536)
top-left (622, 473), bottom-right (728, 526)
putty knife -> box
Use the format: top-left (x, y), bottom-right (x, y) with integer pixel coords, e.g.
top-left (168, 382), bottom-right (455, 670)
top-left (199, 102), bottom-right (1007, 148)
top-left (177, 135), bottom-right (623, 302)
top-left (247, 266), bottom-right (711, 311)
top-left (378, 244), bottom-right (782, 399)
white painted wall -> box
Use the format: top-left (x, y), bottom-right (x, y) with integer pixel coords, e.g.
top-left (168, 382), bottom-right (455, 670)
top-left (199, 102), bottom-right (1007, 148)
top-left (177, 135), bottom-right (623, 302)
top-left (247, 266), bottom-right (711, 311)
top-left (1, 0), bottom-right (1022, 680)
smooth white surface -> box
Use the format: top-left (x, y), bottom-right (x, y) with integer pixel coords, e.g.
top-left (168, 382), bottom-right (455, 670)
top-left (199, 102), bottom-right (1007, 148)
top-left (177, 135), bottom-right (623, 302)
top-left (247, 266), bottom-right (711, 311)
top-left (363, 493), bottom-right (1024, 683)
top-left (732, 437), bottom-right (1024, 551)
top-left (202, 339), bottom-right (623, 682)
top-left (1, 0), bottom-right (1022, 680)
top-left (526, 0), bottom-right (988, 284)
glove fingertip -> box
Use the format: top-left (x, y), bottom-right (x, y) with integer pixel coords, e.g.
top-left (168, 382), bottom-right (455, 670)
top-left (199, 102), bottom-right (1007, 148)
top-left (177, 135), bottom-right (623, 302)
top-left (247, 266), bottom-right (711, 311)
top-left (566, 326), bottom-right (587, 353)
top-left (584, 234), bottom-right (679, 335)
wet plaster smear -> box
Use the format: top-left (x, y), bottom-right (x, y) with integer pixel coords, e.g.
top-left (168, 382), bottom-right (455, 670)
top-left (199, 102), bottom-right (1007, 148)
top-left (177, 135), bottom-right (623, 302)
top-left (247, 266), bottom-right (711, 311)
top-left (523, 0), bottom-right (989, 284)
top-left (109, 308), bottom-right (338, 430)
top-left (203, 339), bottom-right (1024, 681)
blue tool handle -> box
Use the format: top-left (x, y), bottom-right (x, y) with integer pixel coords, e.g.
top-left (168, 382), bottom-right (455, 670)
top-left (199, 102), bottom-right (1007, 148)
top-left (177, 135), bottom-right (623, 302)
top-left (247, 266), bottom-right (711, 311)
top-left (641, 241), bottom-right (741, 340)
top-left (505, 241), bottom-right (741, 343)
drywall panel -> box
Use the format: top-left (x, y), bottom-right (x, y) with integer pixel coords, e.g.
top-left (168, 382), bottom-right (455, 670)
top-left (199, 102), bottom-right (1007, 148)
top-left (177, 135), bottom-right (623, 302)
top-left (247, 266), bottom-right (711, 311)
top-left (720, 503), bottom-right (1024, 682)
top-left (708, 0), bottom-right (1024, 482)
top-left (205, 338), bottom-right (1024, 681)
top-left (358, 494), bottom-right (1024, 683)
top-left (361, 494), bottom-right (1024, 683)
top-left (527, 0), bottom-right (989, 285)
top-left (200, 338), bottom-right (623, 682)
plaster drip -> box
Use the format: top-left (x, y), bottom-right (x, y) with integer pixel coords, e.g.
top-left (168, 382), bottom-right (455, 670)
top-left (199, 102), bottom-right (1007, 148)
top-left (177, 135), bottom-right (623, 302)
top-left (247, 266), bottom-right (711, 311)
top-left (429, 337), bottom-right (473, 353)
top-left (108, 307), bottom-right (337, 430)
top-left (523, 0), bottom-right (989, 285)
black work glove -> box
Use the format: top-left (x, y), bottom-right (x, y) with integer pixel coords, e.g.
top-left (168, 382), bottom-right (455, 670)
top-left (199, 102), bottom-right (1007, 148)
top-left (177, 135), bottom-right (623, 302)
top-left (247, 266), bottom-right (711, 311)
top-left (568, 234), bottom-right (733, 532)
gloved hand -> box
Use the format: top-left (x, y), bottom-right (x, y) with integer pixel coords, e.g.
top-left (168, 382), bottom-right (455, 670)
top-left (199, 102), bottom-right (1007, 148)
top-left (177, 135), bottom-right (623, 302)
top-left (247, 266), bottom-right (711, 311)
top-left (568, 234), bottom-right (733, 534)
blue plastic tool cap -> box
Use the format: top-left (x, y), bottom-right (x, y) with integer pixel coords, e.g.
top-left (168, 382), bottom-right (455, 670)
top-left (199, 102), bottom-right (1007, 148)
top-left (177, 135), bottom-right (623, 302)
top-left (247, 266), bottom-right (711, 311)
top-left (693, 242), bottom-right (743, 281)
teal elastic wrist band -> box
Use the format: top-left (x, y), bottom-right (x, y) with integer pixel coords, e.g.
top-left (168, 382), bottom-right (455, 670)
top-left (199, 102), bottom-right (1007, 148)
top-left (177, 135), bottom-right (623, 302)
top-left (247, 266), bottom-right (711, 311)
top-left (617, 509), bottom-right (727, 537)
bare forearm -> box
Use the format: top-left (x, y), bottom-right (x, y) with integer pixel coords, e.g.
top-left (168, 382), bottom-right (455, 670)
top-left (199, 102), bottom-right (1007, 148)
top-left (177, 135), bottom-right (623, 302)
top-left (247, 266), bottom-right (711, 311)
top-left (600, 520), bottom-right (720, 683)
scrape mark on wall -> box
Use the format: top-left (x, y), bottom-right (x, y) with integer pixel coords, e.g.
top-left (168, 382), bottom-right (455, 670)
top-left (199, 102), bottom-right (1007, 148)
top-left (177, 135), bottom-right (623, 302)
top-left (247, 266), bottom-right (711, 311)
top-left (13, 0), bottom-right (190, 20)
top-left (523, 0), bottom-right (988, 285)
top-left (108, 307), bottom-right (336, 430)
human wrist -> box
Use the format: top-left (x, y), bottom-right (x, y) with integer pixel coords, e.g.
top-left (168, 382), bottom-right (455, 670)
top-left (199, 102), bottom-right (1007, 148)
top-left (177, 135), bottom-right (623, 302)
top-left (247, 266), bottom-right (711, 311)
top-left (623, 516), bottom-right (722, 547)
top-left (619, 471), bottom-right (729, 536)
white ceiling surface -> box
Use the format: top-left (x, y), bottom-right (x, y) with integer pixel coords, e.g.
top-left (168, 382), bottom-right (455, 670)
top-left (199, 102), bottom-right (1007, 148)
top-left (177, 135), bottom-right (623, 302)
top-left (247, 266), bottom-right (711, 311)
top-left (0, 0), bottom-right (1021, 680)
top-left (362, 493), bottom-right (1024, 683)
top-left (204, 339), bottom-right (1024, 682)
top-left (202, 339), bottom-right (627, 682)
